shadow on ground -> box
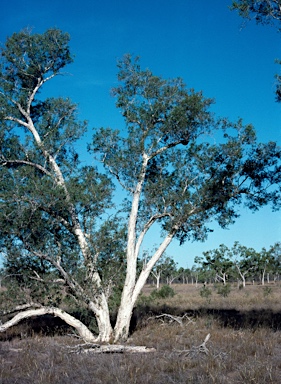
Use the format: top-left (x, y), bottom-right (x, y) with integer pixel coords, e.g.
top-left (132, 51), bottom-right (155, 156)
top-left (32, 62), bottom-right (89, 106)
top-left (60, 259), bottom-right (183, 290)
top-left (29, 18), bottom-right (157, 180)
top-left (132, 304), bottom-right (281, 333)
top-left (1, 305), bottom-right (281, 341)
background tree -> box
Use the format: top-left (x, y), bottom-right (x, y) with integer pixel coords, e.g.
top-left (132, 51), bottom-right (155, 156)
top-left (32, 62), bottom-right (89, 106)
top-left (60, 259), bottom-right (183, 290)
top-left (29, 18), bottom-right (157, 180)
top-left (190, 265), bottom-right (204, 286)
top-left (230, 241), bottom-right (258, 287)
top-left (196, 245), bottom-right (233, 285)
top-left (177, 266), bottom-right (192, 284)
top-left (150, 255), bottom-right (177, 289)
top-left (1, 31), bottom-right (281, 343)
top-left (160, 257), bottom-right (178, 285)
top-left (268, 242), bottom-right (281, 281)
top-left (194, 256), bottom-right (216, 284)
top-left (254, 247), bottom-right (275, 285)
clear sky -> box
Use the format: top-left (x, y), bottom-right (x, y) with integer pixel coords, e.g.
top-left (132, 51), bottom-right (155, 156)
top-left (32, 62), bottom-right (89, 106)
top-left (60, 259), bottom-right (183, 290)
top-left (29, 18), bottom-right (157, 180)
top-left (1, 0), bottom-right (281, 267)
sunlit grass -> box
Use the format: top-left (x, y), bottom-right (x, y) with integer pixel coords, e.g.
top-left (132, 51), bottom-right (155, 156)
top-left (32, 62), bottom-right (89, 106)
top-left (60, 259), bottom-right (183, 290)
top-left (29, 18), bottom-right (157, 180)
top-left (1, 283), bottom-right (281, 383)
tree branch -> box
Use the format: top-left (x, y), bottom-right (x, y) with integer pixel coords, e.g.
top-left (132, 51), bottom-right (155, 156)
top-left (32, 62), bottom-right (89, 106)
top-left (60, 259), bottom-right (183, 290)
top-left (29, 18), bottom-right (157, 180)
top-left (0, 306), bottom-right (96, 342)
top-left (1, 158), bottom-right (53, 178)
top-left (134, 212), bottom-right (171, 259)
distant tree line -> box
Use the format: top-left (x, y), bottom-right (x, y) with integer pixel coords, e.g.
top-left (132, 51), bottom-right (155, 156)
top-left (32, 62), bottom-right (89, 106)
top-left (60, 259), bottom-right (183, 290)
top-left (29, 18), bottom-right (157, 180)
top-left (145, 242), bottom-right (281, 287)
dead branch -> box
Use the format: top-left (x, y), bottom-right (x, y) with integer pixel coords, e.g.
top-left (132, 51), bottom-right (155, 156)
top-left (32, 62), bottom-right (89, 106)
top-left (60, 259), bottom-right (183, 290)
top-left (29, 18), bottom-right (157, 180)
top-left (174, 333), bottom-right (211, 358)
top-left (66, 343), bottom-right (156, 354)
top-left (148, 313), bottom-right (195, 326)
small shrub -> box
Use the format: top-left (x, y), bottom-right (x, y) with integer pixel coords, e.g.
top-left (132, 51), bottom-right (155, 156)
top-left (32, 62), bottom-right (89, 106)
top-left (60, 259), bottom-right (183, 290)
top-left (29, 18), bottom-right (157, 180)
top-left (200, 286), bottom-right (212, 302)
top-left (263, 286), bottom-right (272, 297)
top-left (216, 283), bottom-right (231, 297)
top-left (137, 293), bottom-right (153, 306)
top-left (150, 285), bottom-right (175, 300)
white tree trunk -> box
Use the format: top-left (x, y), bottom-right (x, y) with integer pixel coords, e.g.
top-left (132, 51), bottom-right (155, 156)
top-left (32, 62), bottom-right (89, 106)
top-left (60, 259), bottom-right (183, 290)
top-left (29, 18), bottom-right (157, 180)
top-left (156, 275), bottom-right (160, 289)
top-left (0, 307), bottom-right (96, 342)
top-left (114, 228), bottom-right (177, 342)
top-left (151, 271), bottom-right (161, 289)
top-left (88, 301), bottom-right (113, 342)
top-left (261, 269), bottom-right (266, 285)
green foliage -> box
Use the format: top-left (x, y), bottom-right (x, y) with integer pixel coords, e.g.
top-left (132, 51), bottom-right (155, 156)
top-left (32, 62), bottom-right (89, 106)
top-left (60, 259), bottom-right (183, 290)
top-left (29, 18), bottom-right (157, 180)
top-left (230, 1), bottom-right (281, 24)
top-left (0, 29), bottom-right (281, 341)
top-left (0, 28), bottom-right (117, 317)
top-left (92, 55), bottom-right (281, 247)
top-left (150, 285), bottom-right (175, 300)
top-left (0, 28), bottom-right (72, 114)
top-left (150, 255), bottom-right (178, 285)
top-left (200, 286), bottom-right (212, 302)
top-left (263, 286), bottom-right (272, 297)
top-left (196, 242), bottom-right (281, 285)
top-left (216, 283), bottom-right (231, 297)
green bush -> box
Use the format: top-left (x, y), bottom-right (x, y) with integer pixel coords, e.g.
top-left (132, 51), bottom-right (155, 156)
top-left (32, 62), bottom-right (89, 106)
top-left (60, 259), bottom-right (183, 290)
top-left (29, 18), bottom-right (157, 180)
top-left (150, 285), bottom-right (175, 300)
top-left (216, 283), bottom-right (231, 297)
top-left (263, 286), bottom-right (272, 297)
top-left (200, 286), bottom-right (212, 302)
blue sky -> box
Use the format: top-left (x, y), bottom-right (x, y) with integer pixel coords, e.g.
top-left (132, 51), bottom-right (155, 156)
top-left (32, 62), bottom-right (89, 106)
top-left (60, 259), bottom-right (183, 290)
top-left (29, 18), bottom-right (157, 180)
top-left (1, 0), bottom-right (281, 266)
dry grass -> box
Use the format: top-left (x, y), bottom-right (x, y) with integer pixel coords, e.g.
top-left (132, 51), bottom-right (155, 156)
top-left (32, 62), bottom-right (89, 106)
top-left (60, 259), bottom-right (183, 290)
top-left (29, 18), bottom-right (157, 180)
top-left (1, 283), bottom-right (281, 383)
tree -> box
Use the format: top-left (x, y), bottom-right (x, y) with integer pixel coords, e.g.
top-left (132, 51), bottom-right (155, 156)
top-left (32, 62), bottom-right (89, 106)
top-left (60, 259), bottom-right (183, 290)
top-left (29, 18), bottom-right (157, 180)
top-left (1, 30), bottom-right (281, 344)
top-left (196, 245), bottom-right (234, 285)
top-left (0, 28), bottom-right (116, 342)
top-left (230, 0), bottom-right (281, 101)
top-left (178, 266), bottom-right (192, 284)
top-left (230, 0), bottom-right (281, 23)
top-left (267, 242), bottom-right (281, 281)
top-left (253, 247), bottom-right (276, 284)
top-left (150, 255), bottom-right (177, 289)
top-left (190, 265), bottom-right (203, 286)
top-left (230, 241), bottom-right (258, 287)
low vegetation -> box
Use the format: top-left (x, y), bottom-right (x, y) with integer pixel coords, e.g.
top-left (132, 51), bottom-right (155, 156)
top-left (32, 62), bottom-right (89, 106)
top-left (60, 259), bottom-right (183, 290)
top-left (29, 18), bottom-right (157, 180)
top-left (1, 283), bottom-right (281, 383)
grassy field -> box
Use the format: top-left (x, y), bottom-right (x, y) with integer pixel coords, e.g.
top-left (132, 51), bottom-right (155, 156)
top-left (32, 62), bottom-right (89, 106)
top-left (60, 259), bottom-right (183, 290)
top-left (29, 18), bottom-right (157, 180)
top-left (1, 283), bottom-right (281, 383)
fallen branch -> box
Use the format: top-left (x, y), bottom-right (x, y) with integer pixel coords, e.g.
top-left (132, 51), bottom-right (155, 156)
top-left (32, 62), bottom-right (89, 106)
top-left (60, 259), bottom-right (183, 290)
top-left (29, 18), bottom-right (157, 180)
top-left (175, 333), bottom-right (211, 358)
top-left (148, 313), bottom-right (194, 326)
top-left (67, 343), bottom-right (156, 354)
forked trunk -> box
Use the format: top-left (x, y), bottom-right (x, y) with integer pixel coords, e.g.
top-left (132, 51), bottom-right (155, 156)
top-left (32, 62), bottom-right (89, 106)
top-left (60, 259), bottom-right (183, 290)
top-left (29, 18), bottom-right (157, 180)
top-left (114, 229), bottom-right (177, 342)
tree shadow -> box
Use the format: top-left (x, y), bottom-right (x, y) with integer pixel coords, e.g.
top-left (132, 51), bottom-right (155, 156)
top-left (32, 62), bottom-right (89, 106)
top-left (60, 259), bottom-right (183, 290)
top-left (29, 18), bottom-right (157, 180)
top-left (132, 304), bottom-right (281, 333)
top-left (196, 307), bottom-right (281, 330)
top-left (0, 315), bottom-right (72, 341)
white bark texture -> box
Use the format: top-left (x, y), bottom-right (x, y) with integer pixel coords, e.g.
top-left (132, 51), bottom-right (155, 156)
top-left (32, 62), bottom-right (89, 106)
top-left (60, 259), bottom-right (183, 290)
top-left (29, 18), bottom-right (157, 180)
top-left (0, 307), bottom-right (96, 342)
top-left (113, 228), bottom-right (177, 341)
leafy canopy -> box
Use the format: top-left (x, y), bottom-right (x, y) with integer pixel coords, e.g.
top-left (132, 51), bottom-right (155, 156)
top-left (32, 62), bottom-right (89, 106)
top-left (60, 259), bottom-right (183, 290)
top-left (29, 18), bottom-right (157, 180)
top-left (92, 55), bottom-right (281, 246)
top-left (0, 29), bottom-right (116, 308)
